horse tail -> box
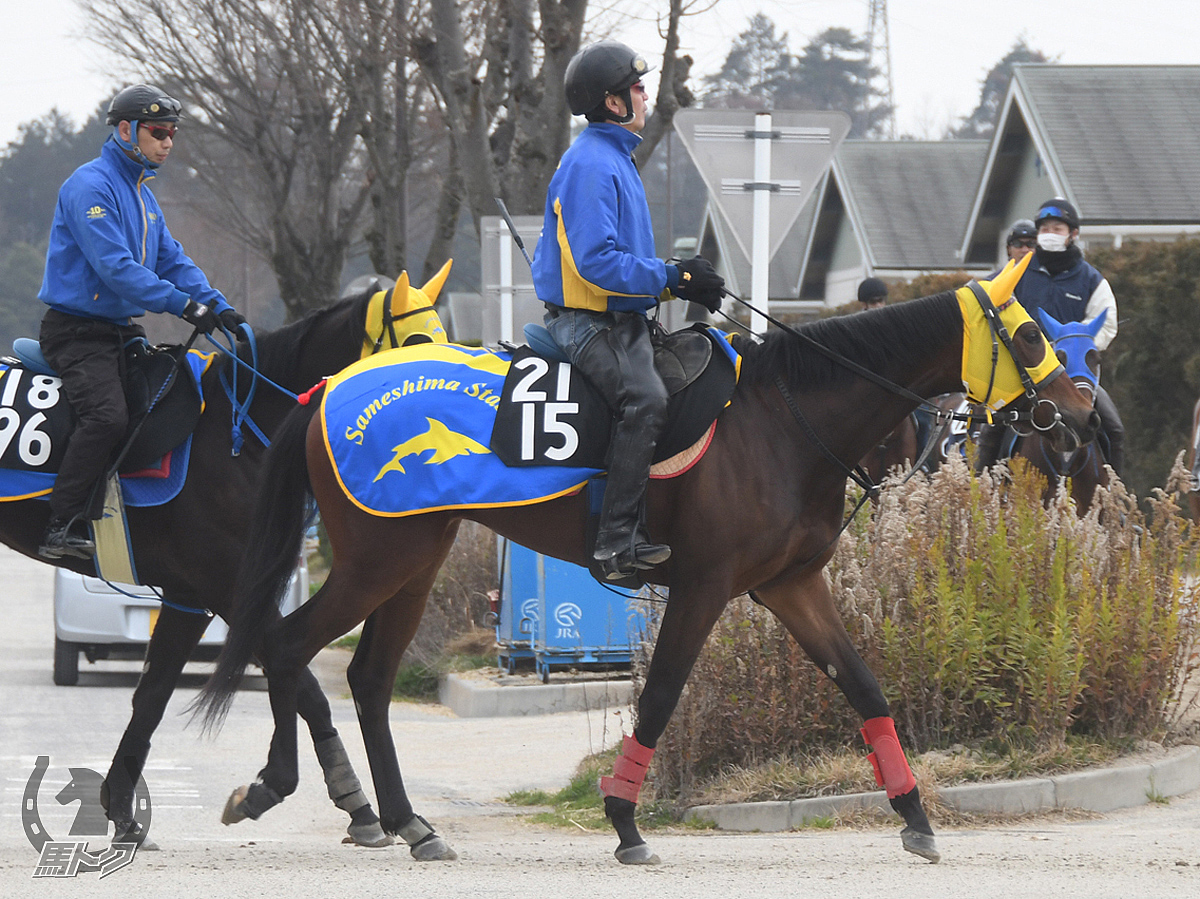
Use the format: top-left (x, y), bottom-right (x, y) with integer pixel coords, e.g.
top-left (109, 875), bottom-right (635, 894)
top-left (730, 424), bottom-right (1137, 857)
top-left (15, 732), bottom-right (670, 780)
top-left (193, 396), bottom-right (321, 733)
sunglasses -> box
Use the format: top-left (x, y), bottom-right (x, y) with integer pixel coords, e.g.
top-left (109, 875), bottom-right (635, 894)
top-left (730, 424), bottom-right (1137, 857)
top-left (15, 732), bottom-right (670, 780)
top-left (140, 123), bottom-right (178, 141)
top-left (1011, 239), bottom-right (1036, 248)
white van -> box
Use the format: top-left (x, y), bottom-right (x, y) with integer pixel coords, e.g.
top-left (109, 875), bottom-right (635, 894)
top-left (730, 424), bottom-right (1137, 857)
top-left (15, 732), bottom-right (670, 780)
top-left (52, 563), bottom-right (309, 686)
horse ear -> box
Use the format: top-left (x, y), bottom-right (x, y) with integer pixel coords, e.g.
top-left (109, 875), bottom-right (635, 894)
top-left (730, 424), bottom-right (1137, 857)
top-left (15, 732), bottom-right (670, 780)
top-left (419, 259), bottom-right (453, 305)
top-left (1085, 308), bottom-right (1107, 336)
top-left (1036, 307), bottom-right (1064, 338)
top-left (985, 250), bottom-right (1033, 305)
top-left (394, 270), bottom-right (412, 310)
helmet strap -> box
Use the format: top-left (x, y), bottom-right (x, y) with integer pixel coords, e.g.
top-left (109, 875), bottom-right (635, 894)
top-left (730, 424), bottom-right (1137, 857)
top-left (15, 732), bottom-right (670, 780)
top-left (605, 88), bottom-right (635, 125)
top-left (113, 120), bottom-right (159, 169)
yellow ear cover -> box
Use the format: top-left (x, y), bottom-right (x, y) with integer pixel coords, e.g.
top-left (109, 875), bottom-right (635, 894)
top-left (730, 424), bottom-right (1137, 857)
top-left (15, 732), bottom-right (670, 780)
top-left (955, 255), bottom-right (1060, 410)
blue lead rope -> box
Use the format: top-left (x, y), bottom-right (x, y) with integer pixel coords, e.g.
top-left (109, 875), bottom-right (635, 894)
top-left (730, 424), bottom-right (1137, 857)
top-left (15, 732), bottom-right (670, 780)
top-left (207, 323), bottom-right (300, 455)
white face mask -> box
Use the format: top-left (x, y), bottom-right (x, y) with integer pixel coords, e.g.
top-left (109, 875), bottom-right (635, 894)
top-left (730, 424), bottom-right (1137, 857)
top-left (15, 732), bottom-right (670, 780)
top-left (1037, 232), bottom-right (1069, 253)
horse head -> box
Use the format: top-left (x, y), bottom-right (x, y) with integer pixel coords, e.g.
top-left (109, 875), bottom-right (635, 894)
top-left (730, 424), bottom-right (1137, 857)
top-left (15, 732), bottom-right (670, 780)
top-left (958, 255), bottom-right (1100, 454)
top-left (1037, 308), bottom-right (1105, 401)
top-left (359, 260), bottom-right (451, 358)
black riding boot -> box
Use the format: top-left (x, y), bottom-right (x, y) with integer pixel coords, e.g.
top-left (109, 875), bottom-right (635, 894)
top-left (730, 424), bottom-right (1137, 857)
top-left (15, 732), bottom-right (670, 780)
top-left (593, 413), bottom-right (671, 580)
top-left (574, 314), bottom-right (671, 581)
top-left (974, 422), bottom-right (1004, 473)
top-left (39, 516), bottom-right (96, 560)
top-left (1095, 386), bottom-right (1124, 477)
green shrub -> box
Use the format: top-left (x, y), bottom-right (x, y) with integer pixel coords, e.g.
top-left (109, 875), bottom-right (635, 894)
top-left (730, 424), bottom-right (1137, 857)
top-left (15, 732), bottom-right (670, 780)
top-left (647, 456), bottom-right (1200, 802)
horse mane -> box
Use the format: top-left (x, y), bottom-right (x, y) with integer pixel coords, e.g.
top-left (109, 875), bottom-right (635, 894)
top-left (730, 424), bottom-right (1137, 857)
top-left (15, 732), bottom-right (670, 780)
top-left (732, 290), bottom-right (961, 390)
top-left (241, 290), bottom-right (372, 384)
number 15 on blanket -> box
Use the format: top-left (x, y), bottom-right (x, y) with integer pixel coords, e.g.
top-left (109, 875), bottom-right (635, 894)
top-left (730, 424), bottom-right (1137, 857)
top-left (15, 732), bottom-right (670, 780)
top-left (511, 357), bottom-right (579, 463)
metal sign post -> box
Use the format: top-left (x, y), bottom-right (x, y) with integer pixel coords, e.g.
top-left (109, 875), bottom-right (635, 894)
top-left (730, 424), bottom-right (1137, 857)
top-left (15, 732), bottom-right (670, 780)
top-left (750, 112), bottom-right (772, 334)
top-left (673, 110), bottom-right (851, 328)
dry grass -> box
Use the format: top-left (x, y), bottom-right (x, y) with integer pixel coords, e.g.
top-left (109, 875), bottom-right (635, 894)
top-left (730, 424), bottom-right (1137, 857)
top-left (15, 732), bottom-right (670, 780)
top-left (642, 455), bottom-right (1200, 806)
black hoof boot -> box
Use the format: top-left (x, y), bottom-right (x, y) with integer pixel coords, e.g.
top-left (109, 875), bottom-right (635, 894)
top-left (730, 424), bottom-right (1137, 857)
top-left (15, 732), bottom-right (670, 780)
top-left (891, 786), bottom-right (940, 863)
top-left (604, 795), bottom-right (661, 865)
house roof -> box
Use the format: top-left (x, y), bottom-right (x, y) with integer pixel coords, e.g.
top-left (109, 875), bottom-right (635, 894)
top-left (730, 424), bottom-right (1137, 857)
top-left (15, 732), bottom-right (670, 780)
top-left (1014, 64), bottom-right (1200, 223)
top-left (833, 139), bottom-right (989, 270)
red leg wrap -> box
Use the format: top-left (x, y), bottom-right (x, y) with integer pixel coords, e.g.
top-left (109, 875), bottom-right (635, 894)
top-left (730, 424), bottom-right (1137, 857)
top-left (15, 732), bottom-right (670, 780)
top-left (861, 716), bottom-right (917, 799)
top-left (599, 734), bottom-right (655, 803)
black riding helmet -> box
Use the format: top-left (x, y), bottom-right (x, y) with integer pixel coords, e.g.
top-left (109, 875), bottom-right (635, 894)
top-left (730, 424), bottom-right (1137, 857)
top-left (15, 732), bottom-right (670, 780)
top-left (857, 277), bottom-right (887, 304)
top-left (1006, 219), bottom-right (1037, 246)
top-left (565, 40), bottom-right (652, 124)
top-left (1034, 197), bottom-right (1079, 231)
top-left (106, 84), bottom-right (182, 126)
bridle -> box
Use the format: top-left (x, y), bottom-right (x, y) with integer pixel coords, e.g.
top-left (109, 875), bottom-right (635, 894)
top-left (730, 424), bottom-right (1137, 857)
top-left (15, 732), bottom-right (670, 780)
top-left (712, 282), bottom-right (1071, 577)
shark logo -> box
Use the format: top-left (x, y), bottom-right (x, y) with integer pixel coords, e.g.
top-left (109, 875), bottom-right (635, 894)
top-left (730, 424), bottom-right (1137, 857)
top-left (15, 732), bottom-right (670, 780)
top-left (373, 417), bottom-right (490, 482)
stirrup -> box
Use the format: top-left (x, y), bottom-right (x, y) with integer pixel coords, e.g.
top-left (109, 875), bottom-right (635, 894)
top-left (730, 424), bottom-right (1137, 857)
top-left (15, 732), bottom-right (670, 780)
top-left (596, 542), bottom-right (671, 580)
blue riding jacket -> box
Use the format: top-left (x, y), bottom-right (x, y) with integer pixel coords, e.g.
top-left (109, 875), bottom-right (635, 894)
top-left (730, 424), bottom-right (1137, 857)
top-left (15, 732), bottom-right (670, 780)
top-left (39, 137), bottom-right (232, 325)
top-left (1013, 251), bottom-right (1117, 350)
top-left (532, 123), bottom-right (678, 314)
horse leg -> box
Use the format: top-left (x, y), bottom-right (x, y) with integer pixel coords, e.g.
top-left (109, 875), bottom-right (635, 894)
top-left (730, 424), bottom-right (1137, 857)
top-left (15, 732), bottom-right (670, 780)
top-left (754, 571), bottom-right (940, 863)
top-left (223, 590), bottom-right (369, 826)
top-left (345, 595), bottom-right (456, 861)
top-left (293, 664), bottom-right (393, 847)
top-left (602, 579), bottom-right (733, 865)
top-left (103, 604), bottom-right (208, 848)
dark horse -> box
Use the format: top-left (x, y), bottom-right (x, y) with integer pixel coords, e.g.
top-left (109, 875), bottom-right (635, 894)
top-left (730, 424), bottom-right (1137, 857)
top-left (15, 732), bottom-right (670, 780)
top-left (197, 265), bottom-right (1100, 865)
top-left (0, 268), bottom-right (450, 849)
top-left (1012, 309), bottom-right (1110, 514)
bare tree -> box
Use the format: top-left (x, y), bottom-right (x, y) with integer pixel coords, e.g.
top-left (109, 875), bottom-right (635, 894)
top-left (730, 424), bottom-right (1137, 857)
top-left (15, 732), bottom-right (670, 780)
top-left (82, 0), bottom-right (698, 315)
top-left (84, 0), bottom-right (376, 318)
top-left (414, 0), bottom-right (695, 232)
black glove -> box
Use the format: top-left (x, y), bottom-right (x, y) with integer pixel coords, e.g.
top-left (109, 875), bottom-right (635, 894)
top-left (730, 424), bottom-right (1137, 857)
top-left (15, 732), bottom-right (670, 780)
top-left (218, 307), bottom-right (247, 332)
top-left (673, 256), bottom-right (725, 313)
top-left (180, 300), bottom-right (217, 333)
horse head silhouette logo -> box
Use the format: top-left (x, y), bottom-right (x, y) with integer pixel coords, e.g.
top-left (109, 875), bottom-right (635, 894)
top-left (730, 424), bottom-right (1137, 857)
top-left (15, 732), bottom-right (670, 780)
top-left (56, 768), bottom-right (109, 837)
top-left (22, 756), bottom-right (152, 854)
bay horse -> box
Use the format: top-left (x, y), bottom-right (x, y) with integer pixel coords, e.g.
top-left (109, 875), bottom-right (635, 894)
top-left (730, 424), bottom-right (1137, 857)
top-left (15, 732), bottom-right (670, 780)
top-left (0, 266), bottom-right (450, 848)
top-left (197, 259), bottom-right (1100, 865)
top-left (1012, 309), bottom-right (1109, 514)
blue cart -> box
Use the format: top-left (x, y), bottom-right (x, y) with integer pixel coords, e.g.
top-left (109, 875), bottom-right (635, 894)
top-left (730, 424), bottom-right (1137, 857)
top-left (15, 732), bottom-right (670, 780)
top-left (496, 539), bottom-right (652, 681)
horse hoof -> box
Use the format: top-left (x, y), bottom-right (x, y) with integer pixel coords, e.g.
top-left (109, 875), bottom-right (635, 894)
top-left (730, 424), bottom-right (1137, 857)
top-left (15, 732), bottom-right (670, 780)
top-left (409, 835), bottom-right (458, 861)
top-left (221, 786), bottom-right (250, 825)
top-left (615, 843), bottom-right (661, 865)
top-left (901, 827), bottom-right (941, 863)
top-left (344, 822), bottom-right (395, 848)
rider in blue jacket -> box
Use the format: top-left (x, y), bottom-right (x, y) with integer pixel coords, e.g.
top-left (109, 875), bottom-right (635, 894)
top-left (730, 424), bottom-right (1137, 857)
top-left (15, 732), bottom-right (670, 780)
top-left (36, 84), bottom-right (245, 559)
top-left (976, 198), bottom-right (1124, 474)
top-left (532, 41), bottom-right (724, 580)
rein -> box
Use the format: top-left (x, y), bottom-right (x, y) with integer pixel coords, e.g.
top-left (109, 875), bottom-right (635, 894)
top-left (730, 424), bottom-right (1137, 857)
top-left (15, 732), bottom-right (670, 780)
top-left (706, 284), bottom-right (1058, 574)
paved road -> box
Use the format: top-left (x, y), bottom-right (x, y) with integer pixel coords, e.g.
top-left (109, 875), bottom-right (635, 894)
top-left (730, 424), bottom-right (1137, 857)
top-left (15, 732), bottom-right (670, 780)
top-left (1, 544), bottom-right (1199, 897)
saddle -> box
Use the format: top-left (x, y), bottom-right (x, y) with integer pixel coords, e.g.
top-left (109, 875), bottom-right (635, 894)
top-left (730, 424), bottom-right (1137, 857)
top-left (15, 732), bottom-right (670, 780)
top-left (491, 323), bottom-right (737, 469)
top-left (2, 338), bottom-right (202, 475)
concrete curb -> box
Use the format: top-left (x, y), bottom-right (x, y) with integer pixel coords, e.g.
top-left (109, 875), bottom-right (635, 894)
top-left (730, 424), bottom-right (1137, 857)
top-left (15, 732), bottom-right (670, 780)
top-left (685, 744), bottom-right (1200, 831)
top-left (438, 671), bottom-right (634, 717)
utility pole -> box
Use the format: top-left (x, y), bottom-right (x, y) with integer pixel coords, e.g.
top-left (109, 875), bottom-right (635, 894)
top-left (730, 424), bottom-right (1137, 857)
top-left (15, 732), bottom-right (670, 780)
top-left (866, 0), bottom-right (897, 139)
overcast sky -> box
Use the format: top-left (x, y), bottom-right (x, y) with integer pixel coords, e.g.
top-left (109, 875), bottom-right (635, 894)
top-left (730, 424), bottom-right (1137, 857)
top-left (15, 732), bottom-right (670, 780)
top-left (3, 0), bottom-right (1199, 148)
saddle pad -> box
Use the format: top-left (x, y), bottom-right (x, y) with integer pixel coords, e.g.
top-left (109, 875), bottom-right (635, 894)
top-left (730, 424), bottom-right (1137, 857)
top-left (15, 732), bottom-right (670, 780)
top-left (0, 350), bottom-right (210, 506)
top-left (322, 344), bottom-right (602, 517)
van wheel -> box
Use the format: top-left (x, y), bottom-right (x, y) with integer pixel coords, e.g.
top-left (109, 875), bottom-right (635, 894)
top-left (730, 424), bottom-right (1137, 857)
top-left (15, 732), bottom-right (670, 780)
top-left (54, 638), bottom-right (80, 686)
